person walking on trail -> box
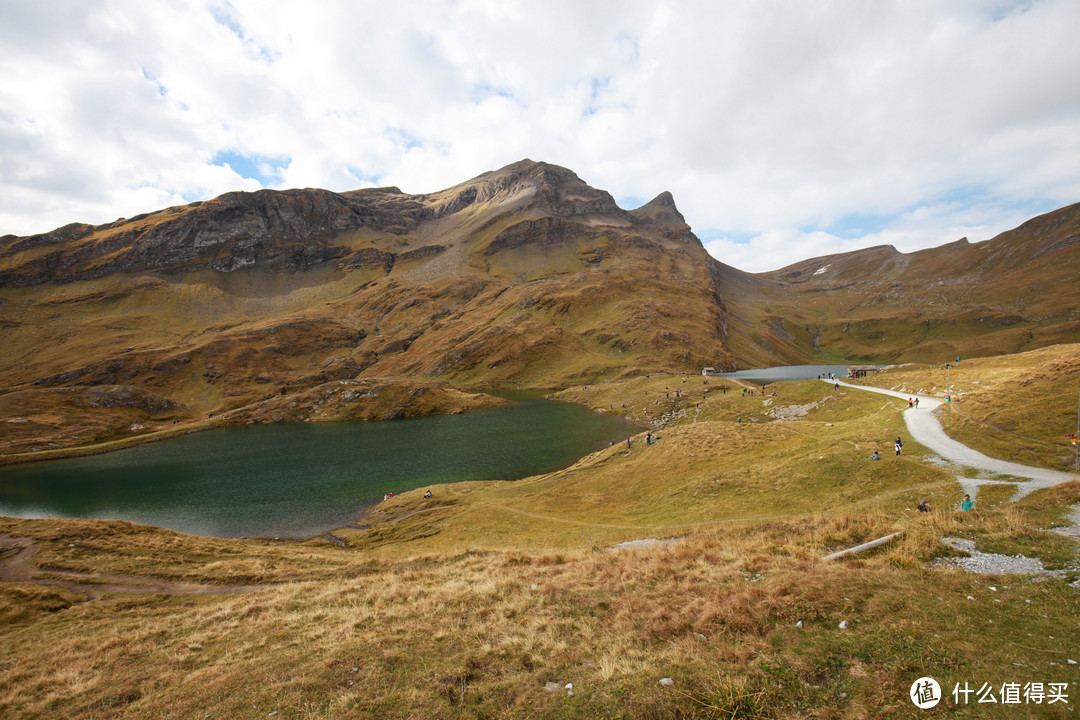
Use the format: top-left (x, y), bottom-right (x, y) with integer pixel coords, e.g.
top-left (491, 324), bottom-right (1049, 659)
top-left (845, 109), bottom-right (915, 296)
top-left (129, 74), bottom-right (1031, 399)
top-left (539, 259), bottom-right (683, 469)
top-left (961, 494), bottom-right (974, 511)
top-left (895, 436), bottom-right (903, 456)
top-left (914, 397), bottom-right (920, 409)
top-left (626, 437), bottom-right (632, 449)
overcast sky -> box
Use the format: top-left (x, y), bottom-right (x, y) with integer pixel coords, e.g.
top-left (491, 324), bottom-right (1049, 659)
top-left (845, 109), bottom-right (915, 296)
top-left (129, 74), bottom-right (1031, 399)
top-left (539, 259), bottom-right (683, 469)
top-left (2, 1), bottom-right (1079, 273)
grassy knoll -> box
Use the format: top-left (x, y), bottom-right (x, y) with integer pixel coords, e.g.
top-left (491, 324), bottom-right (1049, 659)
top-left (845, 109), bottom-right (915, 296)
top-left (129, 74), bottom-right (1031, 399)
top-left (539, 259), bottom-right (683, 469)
top-left (1, 354), bottom-right (1079, 718)
top-left (853, 343), bottom-right (1080, 472)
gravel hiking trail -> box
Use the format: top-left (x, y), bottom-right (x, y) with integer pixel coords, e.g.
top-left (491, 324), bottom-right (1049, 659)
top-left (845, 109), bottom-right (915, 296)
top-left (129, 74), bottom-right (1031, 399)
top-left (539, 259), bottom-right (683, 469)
top-left (828, 379), bottom-right (1078, 500)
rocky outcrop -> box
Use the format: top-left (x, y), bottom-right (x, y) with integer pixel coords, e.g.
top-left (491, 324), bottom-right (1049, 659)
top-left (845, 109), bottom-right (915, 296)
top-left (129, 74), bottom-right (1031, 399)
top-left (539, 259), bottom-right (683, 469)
top-left (80, 385), bottom-right (186, 413)
top-left (230, 377), bottom-right (507, 425)
top-left (0, 187), bottom-right (438, 286)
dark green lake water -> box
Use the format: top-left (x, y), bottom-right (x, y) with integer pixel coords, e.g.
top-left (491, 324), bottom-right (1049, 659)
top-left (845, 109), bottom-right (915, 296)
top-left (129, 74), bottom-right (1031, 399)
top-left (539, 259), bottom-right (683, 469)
top-left (0, 398), bottom-right (637, 538)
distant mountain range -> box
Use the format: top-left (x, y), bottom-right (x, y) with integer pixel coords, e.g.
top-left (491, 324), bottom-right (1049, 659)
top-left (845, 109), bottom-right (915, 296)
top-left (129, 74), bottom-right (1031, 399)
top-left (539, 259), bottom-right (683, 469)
top-left (1, 159), bottom-right (1077, 456)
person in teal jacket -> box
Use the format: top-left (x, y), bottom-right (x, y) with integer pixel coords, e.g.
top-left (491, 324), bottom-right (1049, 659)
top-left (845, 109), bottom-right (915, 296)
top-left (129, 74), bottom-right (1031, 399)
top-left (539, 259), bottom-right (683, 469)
top-left (961, 494), bottom-right (974, 511)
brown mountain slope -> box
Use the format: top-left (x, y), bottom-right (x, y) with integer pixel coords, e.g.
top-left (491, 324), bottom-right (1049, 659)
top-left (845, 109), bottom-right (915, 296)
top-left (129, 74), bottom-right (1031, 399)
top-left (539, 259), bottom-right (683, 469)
top-left (3, 161), bottom-right (1078, 460)
top-left (759, 202), bottom-right (1080, 362)
top-left (0, 161), bottom-right (781, 459)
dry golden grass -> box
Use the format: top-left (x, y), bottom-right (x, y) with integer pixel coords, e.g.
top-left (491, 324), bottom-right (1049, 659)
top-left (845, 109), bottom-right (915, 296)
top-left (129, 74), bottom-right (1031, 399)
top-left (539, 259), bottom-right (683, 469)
top-left (2, 496), bottom-right (1078, 719)
top-left (2, 347), bottom-right (1079, 718)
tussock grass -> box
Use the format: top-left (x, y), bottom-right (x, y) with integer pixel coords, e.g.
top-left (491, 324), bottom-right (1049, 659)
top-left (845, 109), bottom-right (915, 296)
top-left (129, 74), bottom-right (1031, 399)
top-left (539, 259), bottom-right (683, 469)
top-left (2, 349), bottom-right (1079, 718)
top-left (2, 502), bottom-right (1077, 719)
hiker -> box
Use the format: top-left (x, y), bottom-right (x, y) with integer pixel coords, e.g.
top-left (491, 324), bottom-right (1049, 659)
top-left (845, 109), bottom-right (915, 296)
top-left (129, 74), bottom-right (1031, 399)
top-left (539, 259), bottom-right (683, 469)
top-left (914, 397), bottom-right (920, 409)
top-left (961, 494), bottom-right (974, 511)
top-left (646, 432), bottom-right (652, 444)
top-left (895, 437), bottom-right (903, 456)
top-left (869, 450), bottom-right (880, 460)
top-left (918, 500), bottom-right (930, 513)
top-left (424, 489), bottom-right (432, 499)
top-left (908, 398), bottom-right (913, 408)
top-left (627, 437), bottom-right (632, 449)
top-left (834, 383), bottom-right (839, 391)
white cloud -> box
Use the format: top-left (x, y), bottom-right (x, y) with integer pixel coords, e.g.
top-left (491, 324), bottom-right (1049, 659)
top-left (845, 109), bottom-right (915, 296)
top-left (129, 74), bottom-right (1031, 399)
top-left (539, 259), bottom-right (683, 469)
top-left (1, 0), bottom-right (1078, 275)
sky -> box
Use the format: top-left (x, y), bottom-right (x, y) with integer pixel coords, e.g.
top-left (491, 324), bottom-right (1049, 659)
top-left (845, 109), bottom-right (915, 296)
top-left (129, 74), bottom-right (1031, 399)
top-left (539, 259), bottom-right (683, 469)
top-left (1, 1), bottom-right (1079, 273)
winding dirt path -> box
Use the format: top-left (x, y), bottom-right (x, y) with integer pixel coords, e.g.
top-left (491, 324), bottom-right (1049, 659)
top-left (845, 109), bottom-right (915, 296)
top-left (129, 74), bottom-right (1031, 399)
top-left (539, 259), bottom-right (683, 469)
top-left (829, 379), bottom-right (1079, 499)
top-left (0, 534), bottom-right (272, 598)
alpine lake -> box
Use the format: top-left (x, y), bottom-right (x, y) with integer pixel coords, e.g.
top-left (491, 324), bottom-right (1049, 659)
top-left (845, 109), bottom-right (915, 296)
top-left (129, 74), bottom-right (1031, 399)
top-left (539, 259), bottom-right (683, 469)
top-left (0, 366), bottom-right (868, 539)
top-left (0, 394), bottom-right (637, 539)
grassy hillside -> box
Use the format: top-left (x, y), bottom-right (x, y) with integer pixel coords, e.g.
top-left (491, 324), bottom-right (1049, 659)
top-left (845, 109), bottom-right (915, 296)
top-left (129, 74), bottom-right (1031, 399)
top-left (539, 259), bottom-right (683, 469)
top-left (759, 203), bottom-right (1080, 365)
top-left (852, 343), bottom-right (1080, 472)
top-left (2, 349), bottom-right (1078, 718)
top-left (3, 498), bottom-right (1078, 720)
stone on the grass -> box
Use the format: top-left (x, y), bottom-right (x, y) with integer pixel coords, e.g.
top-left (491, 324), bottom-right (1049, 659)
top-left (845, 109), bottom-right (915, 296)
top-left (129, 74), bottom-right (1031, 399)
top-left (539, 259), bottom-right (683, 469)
top-left (544, 682), bottom-right (562, 693)
top-left (796, 621), bottom-right (803, 628)
top-left (660, 677), bottom-right (674, 686)
top-left (838, 620), bottom-right (848, 630)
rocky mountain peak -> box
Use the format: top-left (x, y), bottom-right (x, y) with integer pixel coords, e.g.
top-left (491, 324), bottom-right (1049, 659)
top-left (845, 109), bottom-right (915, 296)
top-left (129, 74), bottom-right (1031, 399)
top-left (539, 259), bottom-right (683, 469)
top-left (631, 191), bottom-right (685, 224)
top-left (626, 190), bottom-right (699, 246)
top-left (443, 160), bottom-right (621, 217)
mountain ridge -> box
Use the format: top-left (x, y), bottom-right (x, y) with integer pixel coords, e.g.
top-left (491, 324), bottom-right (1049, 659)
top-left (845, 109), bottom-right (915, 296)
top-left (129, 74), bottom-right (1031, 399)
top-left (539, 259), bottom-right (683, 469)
top-left (0, 160), bottom-right (753, 458)
top-left (1, 161), bottom-right (1078, 460)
